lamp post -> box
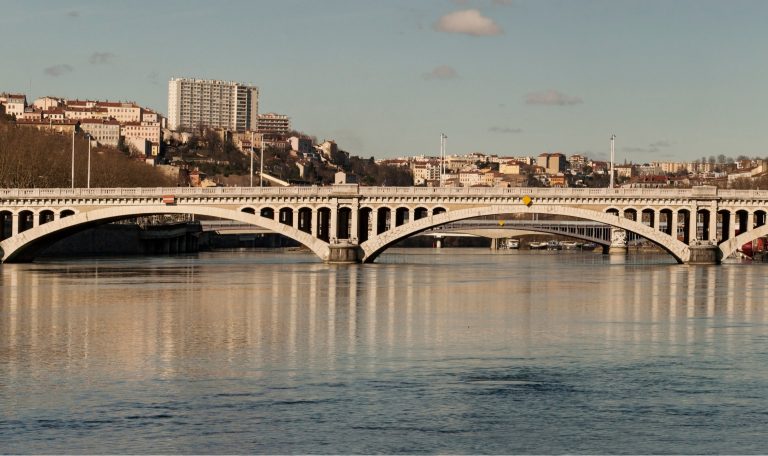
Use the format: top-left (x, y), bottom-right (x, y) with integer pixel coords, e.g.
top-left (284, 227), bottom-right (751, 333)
top-left (71, 130), bottom-right (75, 188)
top-left (609, 133), bottom-right (616, 188)
top-left (260, 133), bottom-right (264, 187)
top-left (86, 134), bottom-right (92, 188)
top-left (440, 133), bottom-right (447, 186)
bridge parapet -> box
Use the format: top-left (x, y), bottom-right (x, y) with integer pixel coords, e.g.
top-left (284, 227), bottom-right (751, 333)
top-left (3, 185), bottom-right (768, 264)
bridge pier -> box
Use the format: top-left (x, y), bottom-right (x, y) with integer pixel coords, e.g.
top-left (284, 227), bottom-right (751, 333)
top-left (327, 243), bottom-right (363, 264)
top-left (687, 242), bottom-right (720, 265)
top-left (608, 228), bottom-right (628, 255)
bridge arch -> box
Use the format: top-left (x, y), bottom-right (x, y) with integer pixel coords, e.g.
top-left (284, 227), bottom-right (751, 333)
top-left (0, 205), bottom-right (330, 263)
top-left (719, 224), bottom-right (768, 260)
top-left (360, 205), bottom-right (689, 263)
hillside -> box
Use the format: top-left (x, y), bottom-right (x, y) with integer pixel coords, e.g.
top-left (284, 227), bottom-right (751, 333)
top-left (0, 120), bottom-right (175, 188)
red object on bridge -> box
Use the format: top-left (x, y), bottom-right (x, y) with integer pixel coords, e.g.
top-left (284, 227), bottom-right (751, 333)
top-left (162, 195), bottom-right (176, 205)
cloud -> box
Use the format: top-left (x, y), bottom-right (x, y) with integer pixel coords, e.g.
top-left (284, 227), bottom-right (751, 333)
top-left (623, 140), bottom-right (672, 154)
top-left (44, 64), bottom-right (73, 77)
top-left (67, 11), bottom-right (79, 17)
top-left (489, 126), bottom-right (522, 134)
top-left (89, 52), bottom-right (115, 64)
top-left (423, 65), bottom-right (458, 80)
top-left (434, 9), bottom-right (502, 36)
top-left (525, 89), bottom-right (583, 106)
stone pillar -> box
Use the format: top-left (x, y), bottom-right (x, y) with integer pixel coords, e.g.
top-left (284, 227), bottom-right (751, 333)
top-left (435, 236), bottom-right (443, 249)
top-left (311, 209), bottom-right (318, 237)
top-left (32, 212), bottom-right (39, 228)
top-left (748, 211), bottom-right (755, 232)
top-left (372, 208), bottom-right (380, 237)
top-left (728, 211), bottom-right (737, 241)
top-left (490, 238), bottom-right (498, 250)
top-left (408, 207), bottom-right (415, 224)
top-left (688, 208), bottom-right (697, 243)
top-left (708, 209), bottom-right (718, 243)
top-left (11, 214), bottom-right (19, 236)
top-left (350, 206), bottom-right (359, 242)
top-left (330, 204), bottom-right (339, 242)
top-left (292, 210), bottom-right (299, 230)
top-left (671, 211), bottom-right (679, 239)
top-left (652, 210), bottom-right (659, 230)
top-left (609, 227), bottom-right (628, 254)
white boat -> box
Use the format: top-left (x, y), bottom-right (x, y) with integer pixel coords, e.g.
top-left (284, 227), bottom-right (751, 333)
top-left (505, 239), bottom-right (520, 249)
top-left (561, 241), bottom-right (581, 250)
top-left (528, 241), bottom-right (548, 250)
top-left (546, 240), bottom-right (562, 250)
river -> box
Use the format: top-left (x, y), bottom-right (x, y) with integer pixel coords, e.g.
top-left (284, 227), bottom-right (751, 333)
top-left (2, 249), bottom-right (768, 453)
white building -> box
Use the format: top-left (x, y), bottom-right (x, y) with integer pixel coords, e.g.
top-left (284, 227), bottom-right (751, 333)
top-left (257, 113), bottom-right (290, 134)
top-left (80, 119), bottom-right (122, 147)
top-left (0, 93), bottom-right (27, 118)
top-left (167, 77), bottom-right (259, 132)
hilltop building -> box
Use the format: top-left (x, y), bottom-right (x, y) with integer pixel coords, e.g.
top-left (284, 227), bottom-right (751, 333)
top-left (167, 77), bottom-right (259, 132)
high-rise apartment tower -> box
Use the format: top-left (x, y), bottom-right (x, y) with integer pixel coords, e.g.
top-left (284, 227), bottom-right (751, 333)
top-left (167, 78), bottom-right (259, 132)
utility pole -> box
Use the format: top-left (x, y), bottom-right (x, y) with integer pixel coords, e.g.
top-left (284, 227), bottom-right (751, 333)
top-left (609, 133), bottom-right (616, 188)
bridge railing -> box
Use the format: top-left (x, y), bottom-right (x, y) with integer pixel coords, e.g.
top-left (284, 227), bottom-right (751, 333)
top-left (3, 185), bottom-right (768, 200)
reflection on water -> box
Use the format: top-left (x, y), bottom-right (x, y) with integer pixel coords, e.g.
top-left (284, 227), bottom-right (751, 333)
top-left (2, 249), bottom-right (768, 453)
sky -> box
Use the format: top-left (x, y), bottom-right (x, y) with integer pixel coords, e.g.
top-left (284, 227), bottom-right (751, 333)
top-left (2, 0), bottom-right (767, 162)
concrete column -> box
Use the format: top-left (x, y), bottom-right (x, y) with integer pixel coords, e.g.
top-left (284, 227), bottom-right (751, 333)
top-left (11, 214), bottom-right (19, 236)
top-left (688, 208), bottom-right (697, 243)
top-left (350, 206), bottom-right (359, 242)
top-left (708, 209), bottom-right (718, 242)
top-left (728, 210), bottom-right (737, 241)
top-left (435, 236), bottom-right (443, 249)
top-left (372, 208), bottom-right (380, 237)
top-left (311, 209), bottom-right (318, 237)
top-left (671, 211), bottom-right (678, 238)
top-left (490, 238), bottom-right (498, 250)
top-left (330, 204), bottom-right (339, 242)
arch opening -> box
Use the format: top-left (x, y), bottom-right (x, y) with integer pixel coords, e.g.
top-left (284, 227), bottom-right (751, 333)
top-left (361, 206), bottom-right (688, 264)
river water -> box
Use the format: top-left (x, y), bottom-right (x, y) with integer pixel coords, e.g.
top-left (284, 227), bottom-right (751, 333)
top-left (2, 248), bottom-right (768, 454)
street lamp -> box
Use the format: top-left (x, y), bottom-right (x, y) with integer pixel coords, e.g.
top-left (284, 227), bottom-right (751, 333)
top-left (440, 133), bottom-right (447, 187)
top-left (260, 133), bottom-right (264, 187)
top-left (71, 130), bottom-right (75, 188)
top-left (86, 134), bottom-right (92, 188)
top-left (609, 133), bottom-right (616, 188)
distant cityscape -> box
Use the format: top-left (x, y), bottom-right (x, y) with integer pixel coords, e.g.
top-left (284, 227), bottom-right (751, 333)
top-left (1, 78), bottom-right (766, 190)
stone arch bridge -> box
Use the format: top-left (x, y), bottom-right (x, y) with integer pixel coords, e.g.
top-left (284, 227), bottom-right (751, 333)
top-left (1, 185), bottom-right (767, 264)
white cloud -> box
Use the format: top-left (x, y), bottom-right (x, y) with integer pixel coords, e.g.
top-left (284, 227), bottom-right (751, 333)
top-left (423, 65), bottom-right (458, 80)
top-left (525, 89), bottom-right (583, 106)
top-left (434, 9), bottom-right (502, 36)
top-left (89, 52), bottom-right (115, 64)
top-left (44, 64), bottom-right (73, 77)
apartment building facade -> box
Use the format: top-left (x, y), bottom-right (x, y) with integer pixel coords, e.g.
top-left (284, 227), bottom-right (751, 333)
top-left (167, 77), bottom-right (259, 132)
